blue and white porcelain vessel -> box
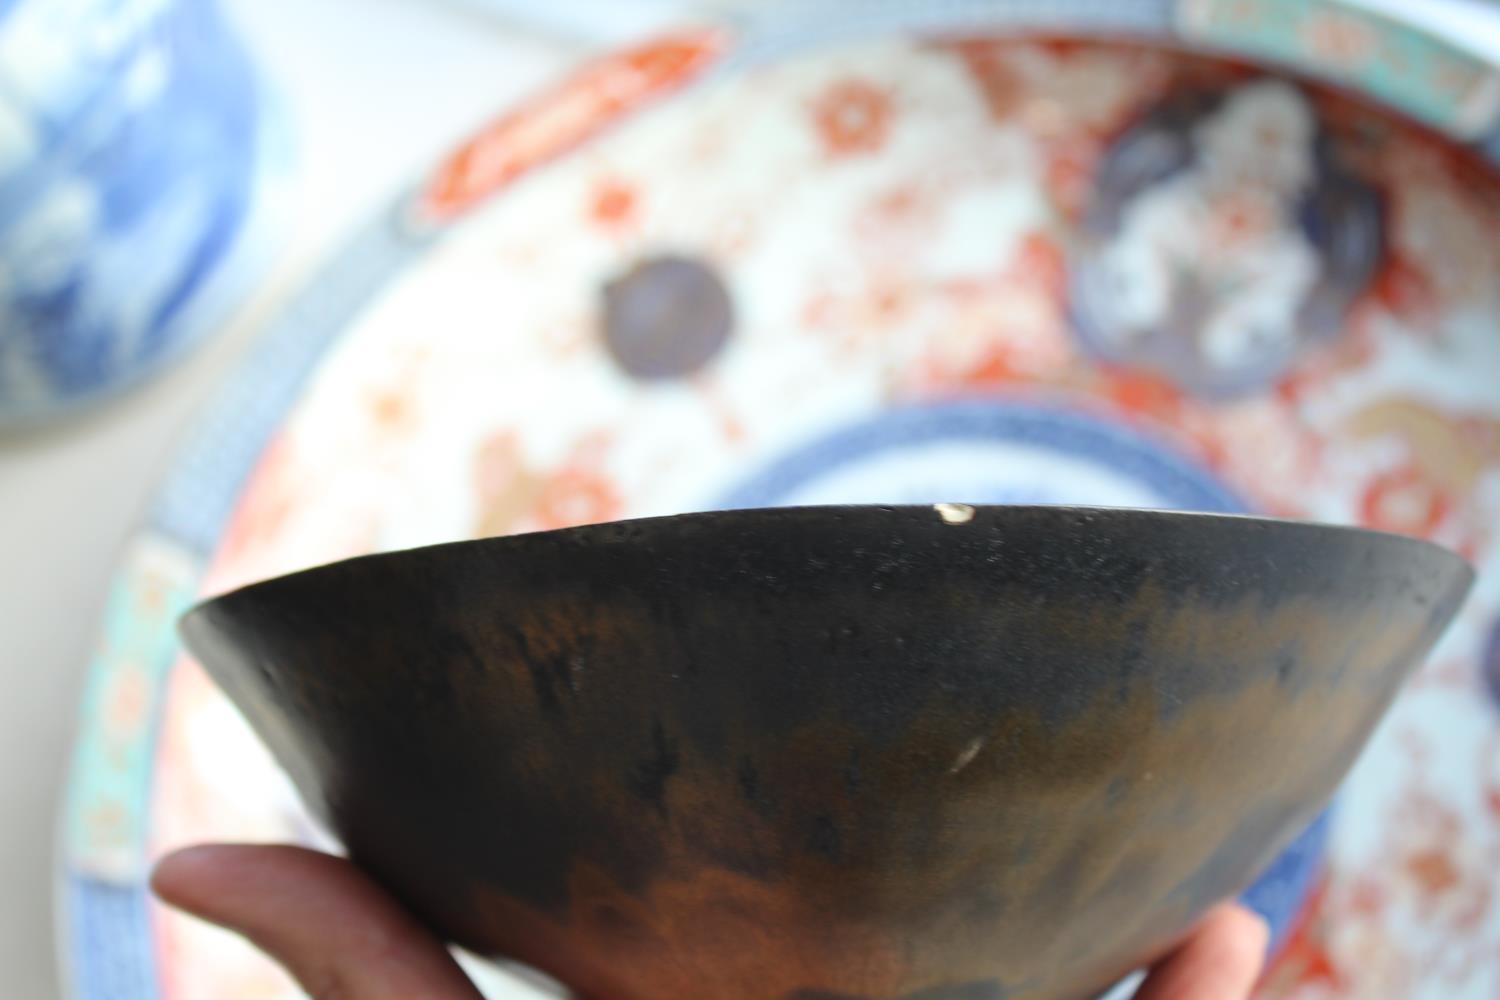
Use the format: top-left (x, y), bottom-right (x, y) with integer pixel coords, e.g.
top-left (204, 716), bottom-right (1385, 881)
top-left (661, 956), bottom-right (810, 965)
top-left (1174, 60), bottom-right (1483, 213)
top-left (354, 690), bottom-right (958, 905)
top-left (0, 0), bottom-right (270, 424)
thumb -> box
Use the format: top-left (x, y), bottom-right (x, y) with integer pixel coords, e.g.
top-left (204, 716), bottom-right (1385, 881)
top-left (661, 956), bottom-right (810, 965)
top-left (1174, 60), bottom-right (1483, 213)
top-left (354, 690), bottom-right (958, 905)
top-left (1133, 903), bottom-right (1270, 1000)
top-left (152, 844), bottom-right (483, 1000)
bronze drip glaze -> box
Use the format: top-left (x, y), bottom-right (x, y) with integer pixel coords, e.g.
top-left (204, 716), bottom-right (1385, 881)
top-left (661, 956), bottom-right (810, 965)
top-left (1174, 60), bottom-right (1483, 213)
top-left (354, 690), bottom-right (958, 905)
top-left (181, 505), bottom-right (1473, 1000)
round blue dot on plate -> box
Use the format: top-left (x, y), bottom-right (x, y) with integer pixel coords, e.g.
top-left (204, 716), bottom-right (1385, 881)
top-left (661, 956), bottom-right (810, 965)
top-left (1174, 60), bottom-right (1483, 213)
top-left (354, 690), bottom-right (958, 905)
top-left (601, 254), bottom-right (733, 381)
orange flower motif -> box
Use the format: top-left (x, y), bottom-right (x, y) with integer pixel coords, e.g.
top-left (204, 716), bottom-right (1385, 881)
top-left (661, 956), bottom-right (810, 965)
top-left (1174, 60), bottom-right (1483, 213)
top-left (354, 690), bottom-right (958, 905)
top-left (590, 177), bottom-right (638, 230)
top-left (1104, 368), bottom-right (1186, 419)
top-left (1406, 848), bottom-right (1462, 899)
top-left (1261, 880), bottom-right (1348, 993)
top-left (535, 435), bottom-right (623, 531)
top-left (1043, 141), bottom-right (1095, 217)
top-left (1360, 463), bottom-right (1450, 537)
top-left (1372, 254), bottom-right (1439, 328)
top-left (852, 182), bottom-right (941, 249)
top-left (943, 40), bottom-right (1024, 120)
top-left (1013, 231), bottom-right (1067, 299)
top-left (475, 431), bottom-right (624, 536)
top-left (534, 469), bottom-right (622, 532)
top-left (811, 79), bottom-right (894, 157)
top-left (420, 30), bottom-right (725, 221)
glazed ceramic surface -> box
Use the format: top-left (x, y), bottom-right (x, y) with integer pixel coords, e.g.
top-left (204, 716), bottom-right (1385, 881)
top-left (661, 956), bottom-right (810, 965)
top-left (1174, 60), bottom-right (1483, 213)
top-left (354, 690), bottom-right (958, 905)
top-left (182, 507), bottom-right (1472, 1000)
top-left (62, 3), bottom-right (1500, 999)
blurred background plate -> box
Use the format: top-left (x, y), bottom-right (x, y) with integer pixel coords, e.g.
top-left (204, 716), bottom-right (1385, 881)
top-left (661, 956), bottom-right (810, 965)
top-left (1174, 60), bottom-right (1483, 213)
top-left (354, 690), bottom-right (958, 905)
top-left (59, 1), bottom-right (1500, 998)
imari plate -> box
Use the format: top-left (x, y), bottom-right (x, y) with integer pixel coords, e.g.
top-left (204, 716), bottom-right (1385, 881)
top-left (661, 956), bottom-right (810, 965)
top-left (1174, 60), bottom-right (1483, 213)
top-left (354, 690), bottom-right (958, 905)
top-left (62, 2), bottom-right (1500, 998)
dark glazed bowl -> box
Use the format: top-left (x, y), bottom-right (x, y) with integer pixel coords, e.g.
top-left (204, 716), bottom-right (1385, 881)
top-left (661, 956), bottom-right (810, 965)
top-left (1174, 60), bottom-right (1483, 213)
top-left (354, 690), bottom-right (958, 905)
top-left (180, 505), bottom-right (1473, 1000)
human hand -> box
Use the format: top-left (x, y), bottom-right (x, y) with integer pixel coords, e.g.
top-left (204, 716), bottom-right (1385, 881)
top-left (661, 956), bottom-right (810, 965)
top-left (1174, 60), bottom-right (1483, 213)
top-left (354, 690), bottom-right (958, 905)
top-left (153, 844), bottom-right (1268, 1000)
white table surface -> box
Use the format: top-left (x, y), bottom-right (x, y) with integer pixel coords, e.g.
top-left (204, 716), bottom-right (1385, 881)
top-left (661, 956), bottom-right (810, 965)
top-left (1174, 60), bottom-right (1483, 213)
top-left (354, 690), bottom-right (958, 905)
top-left (3, 1), bottom-right (1499, 997)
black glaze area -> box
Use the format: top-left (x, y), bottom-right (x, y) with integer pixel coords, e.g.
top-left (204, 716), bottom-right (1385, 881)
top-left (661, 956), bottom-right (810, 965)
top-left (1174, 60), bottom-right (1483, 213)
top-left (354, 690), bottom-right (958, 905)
top-left (181, 505), bottom-right (1472, 1000)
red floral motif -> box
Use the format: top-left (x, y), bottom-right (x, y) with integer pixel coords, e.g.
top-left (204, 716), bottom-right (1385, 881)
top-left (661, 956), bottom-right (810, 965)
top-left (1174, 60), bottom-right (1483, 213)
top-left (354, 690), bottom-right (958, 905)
top-left (810, 79), bottom-right (894, 157)
top-left (474, 431), bottom-right (622, 537)
top-left (1266, 756), bottom-right (1500, 999)
top-left (943, 40), bottom-right (1025, 121)
top-left (420, 30), bottom-right (726, 221)
top-left (533, 437), bottom-right (623, 532)
top-left (896, 230), bottom-right (1073, 392)
top-left (1342, 399), bottom-right (1500, 558)
top-left (943, 37), bottom-right (1171, 140)
top-left (1407, 848), bottom-right (1463, 901)
top-left (1103, 368), bottom-right (1187, 420)
top-left (589, 177), bottom-right (638, 230)
top-left (1042, 137), bottom-right (1097, 218)
top-left (852, 182), bottom-right (943, 250)
top-left (1360, 463), bottom-right (1450, 537)
top-left (1258, 880), bottom-right (1348, 996)
top-left (801, 271), bottom-right (920, 357)
top-left (1272, 315), bottom-right (1378, 406)
top-left (1391, 787), bottom-right (1495, 934)
top-left (358, 345), bottom-right (432, 442)
top-left (1013, 231), bottom-right (1067, 299)
top-left (1371, 255), bottom-right (1440, 329)
top-left (910, 339), bottom-right (1024, 393)
top-left (1199, 402), bottom-right (1324, 517)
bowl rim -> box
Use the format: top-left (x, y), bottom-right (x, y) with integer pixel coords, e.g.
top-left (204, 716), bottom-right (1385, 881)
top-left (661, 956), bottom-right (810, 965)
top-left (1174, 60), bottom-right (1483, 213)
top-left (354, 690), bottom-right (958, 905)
top-left (183, 503), bottom-right (1477, 612)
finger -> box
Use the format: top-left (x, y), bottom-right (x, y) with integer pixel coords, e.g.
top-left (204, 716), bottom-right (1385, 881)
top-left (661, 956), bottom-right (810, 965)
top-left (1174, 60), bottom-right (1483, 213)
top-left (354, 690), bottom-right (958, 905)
top-left (152, 844), bottom-right (483, 1000)
top-left (1133, 903), bottom-right (1270, 1000)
